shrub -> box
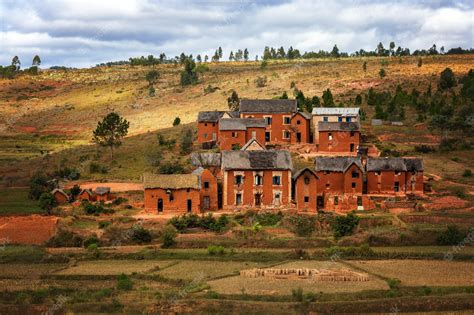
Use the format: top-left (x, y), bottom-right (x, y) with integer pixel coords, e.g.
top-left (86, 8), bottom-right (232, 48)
top-left (414, 145), bottom-right (436, 153)
top-left (130, 225), bottom-right (153, 244)
top-left (111, 197), bottom-right (127, 206)
top-left (173, 117), bottom-right (181, 126)
top-left (46, 230), bottom-right (83, 247)
top-left (31, 289), bottom-right (48, 304)
top-left (98, 221), bottom-right (112, 229)
top-left (255, 76), bottom-right (267, 87)
top-left (158, 162), bottom-right (185, 174)
top-left (254, 211), bottom-right (283, 226)
top-left (436, 225), bottom-right (465, 245)
top-left (117, 274), bottom-right (133, 291)
top-left (205, 290), bottom-right (220, 299)
top-left (83, 201), bottom-right (114, 215)
top-left (161, 226), bottom-right (177, 248)
top-left (324, 245), bottom-right (375, 258)
top-left (331, 213), bottom-right (360, 238)
top-left (89, 162), bottom-right (108, 174)
top-left (421, 285), bottom-right (432, 295)
top-left (287, 215), bottom-right (317, 237)
top-left (462, 169), bottom-right (472, 177)
top-left (39, 192), bottom-right (57, 214)
top-left (70, 184), bottom-right (81, 200)
top-left (439, 67), bottom-right (456, 90)
top-left (379, 68), bottom-right (386, 78)
top-left (169, 213), bottom-right (229, 233)
top-left (29, 173), bottom-right (53, 200)
top-left (386, 278), bottom-right (401, 290)
top-left (291, 287), bottom-right (304, 302)
top-left (292, 249), bottom-right (310, 260)
top-left (207, 245), bottom-right (226, 256)
top-left (83, 235), bottom-right (99, 248)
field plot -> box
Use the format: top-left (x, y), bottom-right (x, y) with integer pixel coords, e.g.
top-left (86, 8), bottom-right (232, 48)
top-left (0, 264), bottom-right (66, 278)
top-left (154, 260), bottom-right (270, 281)
top-left (350, 260), bottom-right (474, 286)
top-left (0, 215), bottom-right (58, 245)
top-left (0, 188), bottom-right (43, 215)
top-left (54, 260), bottom-right (176, 276)
top-left (208, 260), bottom-right (388, 295)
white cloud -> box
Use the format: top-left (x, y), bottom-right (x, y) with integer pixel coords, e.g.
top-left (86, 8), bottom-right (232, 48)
top-left (0, 0), bottom-right (472, 67)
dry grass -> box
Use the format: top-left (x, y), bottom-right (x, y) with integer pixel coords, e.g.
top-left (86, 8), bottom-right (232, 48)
top-left (350, 259), bottom-right (474, 286)
top-left (54, 260), bottom-right (176, 275)
top-left (0, 264), bottom-right (66, 278)
top-left (207, 260), bottom-right (388, 295)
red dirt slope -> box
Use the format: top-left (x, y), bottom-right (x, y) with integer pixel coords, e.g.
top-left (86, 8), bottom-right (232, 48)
top-left (0, 215), bottom-right (58, 245)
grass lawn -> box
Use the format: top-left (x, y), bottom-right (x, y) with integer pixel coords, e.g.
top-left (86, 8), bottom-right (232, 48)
top-left (0, 188), bottom-right (44, 215)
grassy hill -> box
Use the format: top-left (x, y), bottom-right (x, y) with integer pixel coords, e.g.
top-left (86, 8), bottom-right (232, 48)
top-left (0, 55), bottom-right (473, 188)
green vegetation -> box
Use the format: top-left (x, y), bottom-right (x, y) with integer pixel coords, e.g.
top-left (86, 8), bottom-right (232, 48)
top-left (0, 188), bottom-right (43, 215)
top-left (332, 213), bottom-right (360, 238)
top-left (92, 112), bottom-right (130, 159)
top-left (169, 213), bottom-right (229, 233)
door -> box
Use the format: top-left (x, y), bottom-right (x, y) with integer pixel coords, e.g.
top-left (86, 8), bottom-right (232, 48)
top-left (187, 199), bottom-right (192, 212)
top-left (157, 198), bottom-right (163, 213)
top-left (255, 193), bottom-right (262, 207)
top-left (203, 196), bottom-right (210, 210)
top-left (394, 182), bottom-right (400, 192)
top-left (296, 132), bottom-right (301, 143)
top-left (317, 196), bottom-right (324, 209)
top-left (350, 143), bottom-right (355, 152)
top-left (265, 132), bottom-right (270, 142)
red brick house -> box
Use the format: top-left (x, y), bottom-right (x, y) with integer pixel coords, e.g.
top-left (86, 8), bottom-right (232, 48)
top-left (143, 173), bottom-right (201, 213)
top-left (190, 152), bottom-right (222, 177)
top-left (218, 118), bottom-right (266, 150)
top-left (290, 112), bottom-right (312, 143)
top-left (366, 157), bottom-right (423, 195)
top-left (239, 99), bottom-right (310, 144)
top-left (77, 189), bottom-right (95, 202)
top-left (197, 111), bottom-right (239, 147)
top-left (51, 189), bottom-right (69, 204)
top-left (221, 149), bottom-right (293, 209)
top-left (94, 187), bottom-right (113, 202)
top-left (192, 167), bottom-right (219, 211)
top-left (318, 122), bottom-right (360, 154)
top-left (312, 107), bottom-right (360, 143)
top-left (292, 168), bottom-right (318, 212)
top-left (314, 157), bottom-right (367, 211)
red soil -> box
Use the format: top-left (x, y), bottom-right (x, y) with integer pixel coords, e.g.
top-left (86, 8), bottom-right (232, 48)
top-left (0, 215), bottom-right (58, 245)
top-left (425, 196), bottom-right (468, 210)
top-left (65, 182), bottom-right (143, 192)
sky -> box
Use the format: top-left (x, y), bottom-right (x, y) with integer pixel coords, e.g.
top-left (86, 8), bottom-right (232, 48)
top-left (0, 0), bottom-right (473, 68)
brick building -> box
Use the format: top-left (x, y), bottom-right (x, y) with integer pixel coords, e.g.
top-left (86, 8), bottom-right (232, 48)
top-left (190, 152), bottom-right (222, 177)
top-left (94, 187), bottom-right (113, 202)
top-left (197, 111), bottom-right (239, 147)
top-left (318, 122), bottom-right (360, 153)
top-left (221, 149), bottom-right (293, 209)
top-left (240, 99), bottom-right (311, 144)
top-left (312, 107), bottom-right (360, 143)
top-left (218, 118), bottom-right (266, 150)
top-left (292, 168), bottom-right (319, 211)
top-left (77, 189), bottom-right (94, 202)
top-left (51, 189), bottom-right (69, 204)
top-left (366, 157), bottom-right (423, 195)
top-left (192, 167), bottom-right (219, 211)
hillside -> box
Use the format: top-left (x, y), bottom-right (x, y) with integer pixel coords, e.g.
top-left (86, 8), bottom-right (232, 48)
top-left (0, 55), bottom-right (473, 187)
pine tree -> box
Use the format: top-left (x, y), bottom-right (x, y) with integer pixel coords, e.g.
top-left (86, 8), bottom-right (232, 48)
top-left (243, 48), bottom-right (249, 61)
top-left (92, 112), bottom-right (130, 159)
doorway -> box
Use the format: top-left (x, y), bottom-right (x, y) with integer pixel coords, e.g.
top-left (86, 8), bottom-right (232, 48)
top-left (203, 196), bottom-right (210, 210)
top-left (296, 132), bottom-right (301, 143)
top-left (157, 198), bottom-right (163, 213)
top-left (187, 199), bottom-right (192, 212)
top-left (255, 193), bottom-right (262, 207)
top-left (316, 196), bottom-right (324, 209)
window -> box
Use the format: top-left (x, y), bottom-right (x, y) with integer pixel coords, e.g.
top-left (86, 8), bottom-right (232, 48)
top-left (323, 116), bottom-right (328, 122)
top-left (204, 123), bottom-right (208, 126)
top-left (395, 171), bottom-right (401, 176)
top-left (283, 131), bottom-right (290, 139)
top-left (394, 181), bottom-right (400, 192)
top-left (375, 171), bottom-right (381, 176)
top-left (252, 131), bottom-right (256, 138)
top-left (232, 132), bottom-right (237, 138)
top-left (265, 117), bottom-right (272, 125)
top-left (186, 188), bottom-right (190, 192)
top-left (265, 131), bottom-right (271, 142)
top-left (324, 171), bottom-right (329, 175)
top-left (338, 117), bottom-right (342, 122)
top-left (346, 117), bottom-right (352, 122)
top-left (283, 116), bottom-right (291, 124)
top-left (169, 194), bottom-right (174, 202)
top-left (304, 196), bottom-right (309, 203)
top-left (254, 175), bottom-right (263, 185)
top-left (212, 123), bottom-right (216, 126)
top-left (352, 182), bottom-right (356, 188)
top-left (204, 181), bottom-right (209, 189)
top-left (272, 176), bottom-right (281, 185)
top-left (236, 193), bottom-right (242, 205)
top-left (203, 196), bottom-right (210, 209)
top-left (274, 193), bottom-right (281, 205)
top-left (203, 133), bottom-right (208, 139)
top-left (352, 171), bottom-right (359, 178)
top-left (304, 177), bottom-right (310, 185)
top-left (357, 196), bottom-right (363, 206)
top-left (328, 132), bottom-right (333, 141)
top-left (350, 131), bottom-right (355, 137)
top-left (334, 196), bottom-right (339, 205)
top-left (326, 183), bottom-right (330, 189)
top-left (296, 120), bottom-right (301, 125)
top-left (350, 143), bottom-right (355, 152)
top-left (235, 175), bottom-right (243, 185)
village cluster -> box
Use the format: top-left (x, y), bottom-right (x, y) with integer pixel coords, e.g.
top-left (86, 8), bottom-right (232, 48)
top-left (49, 99), bottom-right (424, 214)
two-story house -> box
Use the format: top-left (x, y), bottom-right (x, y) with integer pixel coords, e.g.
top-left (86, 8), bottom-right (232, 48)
top-left (312, 107), bottom-right (360, 143)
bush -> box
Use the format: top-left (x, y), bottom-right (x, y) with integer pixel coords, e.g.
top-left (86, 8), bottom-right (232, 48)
top-left (324, 245), bottom-right (375, 258)
top-left (287, 215), bottom-right (317, 237)
top-left (291, 287), bottom-right (303, 302)
top-left (83, 235), bottom-right (99, 248)
top-left (254, 211), bottom-right (283, 226)
top-left (70, 184), bottom-right (81, 200)
top-left (169, 213), bottom-right (229, 233)
top-left (29, 173), bottom-right (53, 200)
top-left (439, 67), bottom-right (456, 90)
top-left (255, 76), bottom-right (267, 87)
top-left (89, 162), bottom-right (108, 174)
top-left (414, 145), bottom-right (436, 153)
top-left (39, 192), bottom-right (57, 214)
top-left (436, 225), bottom-right (466, 245)
top-left (46, 230), bottom-right (84, 247)
top-left (130, 225), bottom-right (153, 244)
top-left (292, 249), bottom-right (310, 260)
top-left (117, 274), bottom-right (133, 291)
top-left (462, 169), bottom-right (472, 177)
top-left (158, 162), bottom-right (184, 174)
top-left (173, 117), bottom-right (181, 126)
top-left (207, 245), bottom-right (226, 255)
top-left (331, 213), bottom-right (360, 238)
top-left (161, 225), bottom-right (177, 248)
top-left (111, 197), bottom-right (127, 206)
top-left (98, 221), bottom-right (112, 229)
top-left (379, 68), bottom-right (386, 78)
top-left (386, 278), bottom-right (401, 290)
top-left (82, 201), bottom-right (114, 215)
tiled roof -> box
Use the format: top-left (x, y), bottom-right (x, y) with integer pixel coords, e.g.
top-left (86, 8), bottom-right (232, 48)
top-left (315, 156), bottom-right (363, 172)
top-left (240, 99), bottom-right (297, 113)
top-left (366, 158), bottom-right (407, 172)
top-left (312, 107), bottom-right (360, 116)
top-left (318, 121), bottom-right (360, 132)
top-left (95, 187), bottom-right (111, 195)
top-left (197, 111), bottom-right (226, 122)
top-left (292, 167), bottom-right (318, 180)
top-left (219, 118), bottom-right (266, 131)
top-left (190, 152), bottom-right (221, 167)
top-left (222, 150), bottom-right (293, 170)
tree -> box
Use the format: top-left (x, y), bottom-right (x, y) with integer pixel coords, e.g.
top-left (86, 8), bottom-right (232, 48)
top-left (218, 46), bottom-right (223, 59)
top-left (173, 117), bottom-right (181, 126)
top-left (204, 55), bottom-right (209, 62)
top-left (29, 173), bottom-right (54, 200)
top-left (439, 67), bottom-right (456, 90)
top-left (277, 46), bottom-right (286, 59)
top-left (379, 68), bottom-right (386, 78)
top-left (92, 112), bottom-right (130, 159)
top-left (376, 42), bottom-right (386, 56)
top-left (39, 192), bottom-right (57, 215)
top-left (180, 58), bottom-right (198, 86)
top-left (389, 41), bottom-right (395, 56)
top-left (11, 56), bottom-right (21, 71)
top-left (70, 184), bottom-right (81, 200)
top-left (229, 51), bottom-right (234, 61)
top-left (32, 55), bottom-right (41, 66)
top-left (322, 89), bottom-right (335, 107)
top-left (418, 57), bottom-right (422, 67)
top-left (332, 212), bottom-right (359, 238)
top-left (145, 70), bottom-right (160, 86)
top-left (243, 48), bottom-right (249, 61)
top-left (161, 225), bottom-right (177, 248)
top-left (363, 61), bottom-right (367, 72)
top-left (331, 45), bottom-right (340, 58)
top-left (180, 128), bottom-right (194, 154)
top-left (148, 86), bottom-right (155, 97)
top-left (227, 91), bottom-right (240, 111)
top-left (235, 49), bottom-right (243, 61)
top-left (280, 91), bottom-right (288, 99)
top-left (196, 54), bottom-right (202, 63)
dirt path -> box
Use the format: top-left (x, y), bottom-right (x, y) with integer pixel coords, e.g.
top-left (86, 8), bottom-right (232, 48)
top-left (0, 215), bottom-right (58, 245)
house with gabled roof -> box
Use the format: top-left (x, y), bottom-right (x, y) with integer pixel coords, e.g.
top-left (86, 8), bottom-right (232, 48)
top-left (239, 99), bottom-right (311, 144)
top-left (197, 110), bottom-right (239, 148)
top-left (318, 121), bottom-right (361, 153)
top-left (292, 168), bottom-right (319, 211)
top-left (312, 107), bottom-right (360, 143)
top-left (241, 137), bottom-right (266, 151)
top-left (51, 188), bottom-right (69, 204)
top-left (221, 149), bottom-right (293, 209)
top-left (94, 187), bottom-right (113, 202)
top-left (77, 188), bottom-right (95, 202)
top-left (218, 118), bottom-right (266, 150)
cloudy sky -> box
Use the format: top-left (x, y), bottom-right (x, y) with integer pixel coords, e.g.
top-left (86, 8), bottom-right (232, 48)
top-left (1, 0), bottom-right (472, 68)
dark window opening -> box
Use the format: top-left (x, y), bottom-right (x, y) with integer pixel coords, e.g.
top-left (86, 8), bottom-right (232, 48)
top-left (352, 171), bottom-right (359, 178)
top-left (304, 196), bottom-right (309, 203)
top-left (236, 193), bottom-right (242, 205)
top-left (352, 182), bottom-right (356, 188)
top-left (235, 175), bottom-right (243, 185)
top-left (265, 132), bottom-right (271, 142)
top-left (304, 177), bottom-right (310, 185)
top-left (272, 176), bottom-right (281, 185)
top-left (204, 181), bottom-right (209, 189)
top-left (334, 196), bottom-right (339, 205)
